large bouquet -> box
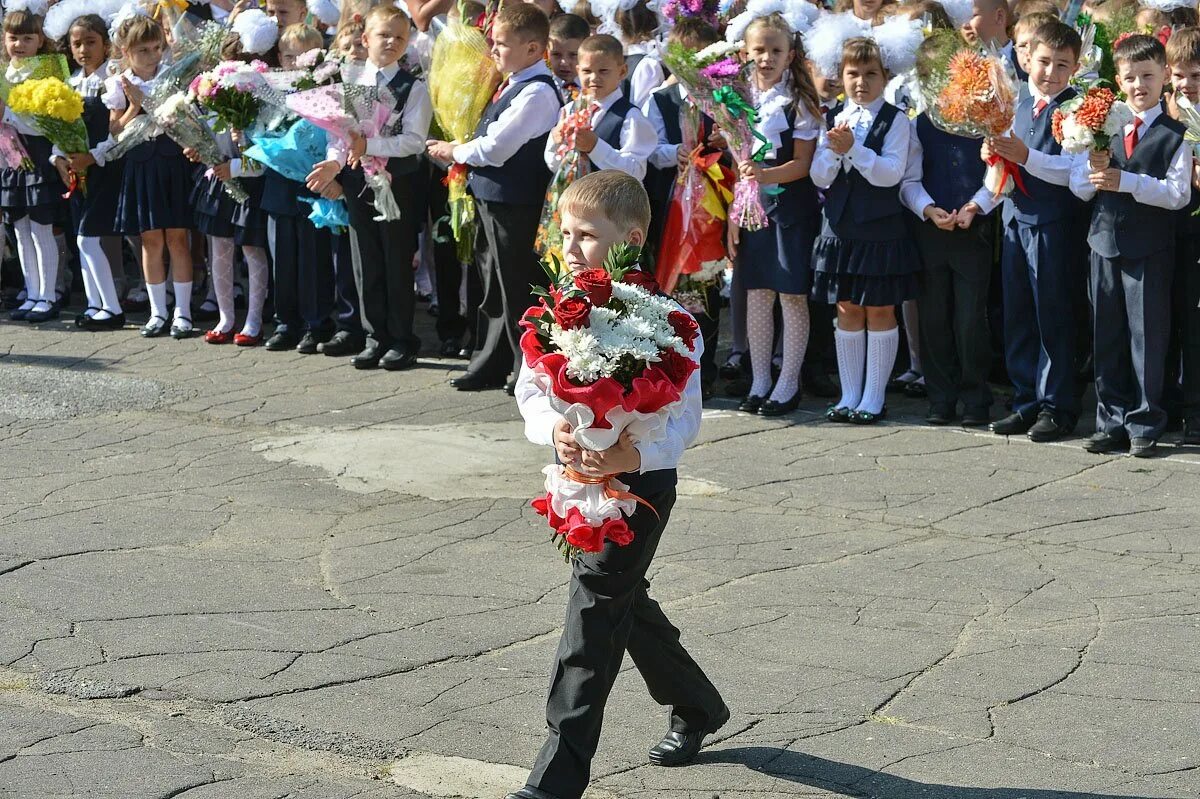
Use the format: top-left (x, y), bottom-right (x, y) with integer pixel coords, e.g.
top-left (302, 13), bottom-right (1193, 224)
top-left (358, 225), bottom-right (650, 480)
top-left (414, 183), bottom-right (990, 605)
top-left (536, 94), bottom-right (601, 260)
top-left (154, 93), bottom-right (249, 202)
top-left (245, 118), bottom-right (349, 229)
top-left (663, 39), bottom-right (772, 231)
top-left (521, 244), bottom-right (700, 560)
top-left (428, 14), bottom-right (502, 260)
top-left (104, 51), bottom-right (208, 162)
top-left (917, 32), bottom-right (1021, 197)
top-left (1051, 85), bottom-right (1132, 154)
top-left (286, 81), bottom-right (402, 221)
top-left (189, 60), bottom-right (270, 133)
top-left (7, 77), bottom-right (89, 195)
top-left (0, 53), bottom-right (70, 100)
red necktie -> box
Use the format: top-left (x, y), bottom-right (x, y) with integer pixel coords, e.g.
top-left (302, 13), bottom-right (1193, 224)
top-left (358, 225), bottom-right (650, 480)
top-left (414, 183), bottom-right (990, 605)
top-left (1033, 99), bottom-right (1047, 118)
top-left (491, 78), bottom-right (510, 105)
top-left (1124, 116), bottom-right (1142, 158)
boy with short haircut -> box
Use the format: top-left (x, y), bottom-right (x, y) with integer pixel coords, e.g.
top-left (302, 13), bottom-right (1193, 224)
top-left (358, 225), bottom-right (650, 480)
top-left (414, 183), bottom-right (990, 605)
top-left (963, 0), bottom-right (1024, 80)
top-left (1012, 10), bottom-right (1057, 97)
top-left (509, 170), bottom-right (727, 799)
top-left (309, 4), bottom-right (432, 370)
top-left (548, 13), bottom-right (589, 96)
top-left (1165, 27), bottom-right (1200, 444)
top-left (427, 3), bottom-right (562, 393)
top-left (1071, 34), bottom-right (1192, 456)
top-left (545, 34), bottom-right (656, 180)
top-left (982, 20), bottom-right (1087, 443)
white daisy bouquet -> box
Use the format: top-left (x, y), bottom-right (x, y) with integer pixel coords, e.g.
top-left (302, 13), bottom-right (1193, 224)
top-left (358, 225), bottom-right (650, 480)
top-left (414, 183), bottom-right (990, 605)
top-left (521, 244), bottom-right (700, 561)
top-left (1051, 85), bottom-right (1133, 154)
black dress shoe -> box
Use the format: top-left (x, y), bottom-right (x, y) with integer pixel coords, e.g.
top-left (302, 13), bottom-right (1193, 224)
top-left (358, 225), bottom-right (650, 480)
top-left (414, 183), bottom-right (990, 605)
top-left (295, 331), bottom-right (322, 354)
top-left (926, 406), bottom-right (956, 426)
top-left (759, 392), bottom-right (800, 416)
top-left (140, 315), bottom-right (170, 338)
top-left (456, 347), bottom-right (472, 359)
top-left (9, 304), bottom-right (32, 321)
top-left (738, 394), bottom-right (764, 414)
top-left (503, 790), bottom-right (558, 799)
top-left (802, 369), bottom-right (839, 399)
top-left (265, 331), bottom-right (301, 351)
top-left (504, 377), bottom-right (517, 396)
top-left (80, 312), bottom-right (126, 331)
top-left (75, 307), bottom-right (100, 327)
top-left (1129, 437), bottom-right (1158, 458)
top-left (1084, 431), bottom-right (1130, 454)
top-left (380, 348), bottom-right (418, 371)
top-left (1028, 410), bottom-right (1074, 443)
top-left (451, 371), bottom-right (505, 391)
top-left (825, 405), bottom-right (852, 423)
top-left (1182, 420), bottom-right (1200, 446)
top-left (850, 406), bottom-right (887, 425)
top-left (648, 704), bottom-right (730, 767)
top-left (439, 339), bottom-right (460, 357)
top-left (961, 408), bottom-right (990, 428)
top-left (319, 331), bottom-right (364, 356)
top-left (990, 411), bottom-right (1035, 436)
top-left (25, 304), bottom-right (59, 323)
top-left (351, 345), bottom-right (383, 370)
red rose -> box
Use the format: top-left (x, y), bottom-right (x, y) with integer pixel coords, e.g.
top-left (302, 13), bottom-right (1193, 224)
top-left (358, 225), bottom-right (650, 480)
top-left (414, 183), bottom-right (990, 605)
top-left (563, 508), bottom-right (605, 553)
top-left (601, 517), bottom-right (634, 547)
top-left (667, 311), bottom-right (700, 350)
top-left (573, 269), bottom-right (612, 306)
top-left (620, 269), bottom-right (659, 294)
top-left (553, 296), bottom-right (591, 330)
top-left (657, 347), bottom-right (696, 386)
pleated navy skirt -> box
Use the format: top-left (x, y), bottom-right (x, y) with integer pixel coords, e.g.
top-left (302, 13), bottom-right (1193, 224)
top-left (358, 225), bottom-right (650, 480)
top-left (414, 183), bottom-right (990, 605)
top-left (810, 218), bottom-right (920, 307)
top-left (70, 160), bottom-right (123, 237)
top-left (115, 137), bottom-right (195, 233)
top-left (192, 172), bottom-right (268, 248)
top-left (1, 135), bottom-right (63, 225)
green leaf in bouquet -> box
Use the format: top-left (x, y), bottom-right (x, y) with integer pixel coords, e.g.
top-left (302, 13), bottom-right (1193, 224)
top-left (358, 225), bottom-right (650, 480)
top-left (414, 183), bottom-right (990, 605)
top-left (602, 242), bottom-right (643, 280)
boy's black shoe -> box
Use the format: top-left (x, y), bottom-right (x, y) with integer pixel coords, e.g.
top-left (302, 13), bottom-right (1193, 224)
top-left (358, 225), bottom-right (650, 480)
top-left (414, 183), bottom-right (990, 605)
top-left (1129, 437), bottom-right (1158, 458)
top-left (990, 411), bottom-right (1035, 436)
top-left (926, 406), bottom-right (956, 426)
top-left (351, 345), bottom-right (383, 369)
top-left (1027, 410), bottom-right (1074, 443)
top-left (451, 371), bottom-right (505, 391)
top-left (1084, 431), bottom-right (1130, 454)
top-left (503, 788), bottom-right (561, 799)
top-left (961, 408), bottom-right (990, 427)
top-left (380, 349), bottom-right (417, 371)
top-left (438, 339), bottom-right (460, 357)
top-left (318, 331), bottom-right (363, 356)
top-left (295, 331), bottom-right (323, 354)
top-left (265, 331), bottom-right (301, 351)
top-left (648, 704), bottom-right (730, 767)
top-left (1182, 420), bottom-right (1200, 446)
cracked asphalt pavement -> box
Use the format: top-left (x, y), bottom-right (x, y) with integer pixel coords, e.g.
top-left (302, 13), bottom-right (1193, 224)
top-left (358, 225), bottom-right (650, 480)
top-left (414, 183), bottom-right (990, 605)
top-left (0, 316), bottom-right (1197, 799)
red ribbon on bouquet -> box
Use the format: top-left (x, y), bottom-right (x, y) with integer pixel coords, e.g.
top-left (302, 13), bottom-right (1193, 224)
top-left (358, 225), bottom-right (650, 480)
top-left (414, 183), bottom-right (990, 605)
top-left (985, 153), bottom-right (1029, 200)
top-left (563, 466), bottom-right (660, 520)
top-left (60, 167), bottom-right (85, 200)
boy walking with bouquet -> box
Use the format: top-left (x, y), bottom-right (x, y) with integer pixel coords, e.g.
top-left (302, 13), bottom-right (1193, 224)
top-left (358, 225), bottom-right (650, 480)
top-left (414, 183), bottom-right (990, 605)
top-left (308, 4), bottom-right (431, 371)
top-left (510, 170), bottom-right (728, 799)
top-left (1070, 34), bottom-right (1192, 457)
top-left (427, 3), bottom-right (562, 394)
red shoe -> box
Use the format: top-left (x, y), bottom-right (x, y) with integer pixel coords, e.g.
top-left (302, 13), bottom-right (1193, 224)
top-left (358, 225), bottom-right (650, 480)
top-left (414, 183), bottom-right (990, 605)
top-left (234, 331), bottom-right (263, 347)
top-left (205, 329), bottom-right (234, 344)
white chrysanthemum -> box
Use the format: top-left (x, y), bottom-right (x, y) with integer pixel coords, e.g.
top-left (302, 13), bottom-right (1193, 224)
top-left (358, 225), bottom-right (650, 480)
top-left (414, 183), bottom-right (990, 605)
top-left (697, 40), bottom-right (742, 63)
top-left (1059, 117), bottom-right (1094, 154)
top-left (1103, 101), bottom-right (1134, 137)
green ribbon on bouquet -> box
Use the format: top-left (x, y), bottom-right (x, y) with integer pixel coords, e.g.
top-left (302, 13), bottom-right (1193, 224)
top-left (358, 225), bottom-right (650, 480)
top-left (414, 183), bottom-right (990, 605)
top-left (711, 85), bottom-right (771, 162)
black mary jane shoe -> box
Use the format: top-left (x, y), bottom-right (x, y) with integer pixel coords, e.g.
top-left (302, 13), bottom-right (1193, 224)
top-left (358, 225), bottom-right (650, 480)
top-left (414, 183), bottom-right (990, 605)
top-left (9, 304), bottom-right (33, 321)
top-left (648, 704), bottom-right (731, 767)
top-left (825, 405), bottom-right (852, 423)
top-left (170, 316), bottom-right (196, 340)
top-left (759, 392), bottom-right (800, 417)
top-left (80, 312), bottom-right (126, 331)
top-left (849, 406), bottom-right (888, 425)
top-left (75, 307), bottom-right (100, 327)
top-left (140, 315), bottom-right (170, 338)
top-left (737, 394), bottom-right (765, 414)
top-left (25, 303), bottom-right (59, 324)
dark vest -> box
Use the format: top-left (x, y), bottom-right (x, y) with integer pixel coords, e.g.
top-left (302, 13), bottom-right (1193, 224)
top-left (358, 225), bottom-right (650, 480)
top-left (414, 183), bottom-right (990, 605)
top-left (379, 68), bottom-right (421, 180)
top-left (762, 106), bottom-right (817, 226)
top-left (822, 102), bottom-right (906, 241)
top-left (1088, 110), bottom-right (1187, 260)
top-left (621, 52), bottom-right (646, 101)
top-left (593, 95), bottom-right (634, 148)
top-left (82, 93), bottom-right (109, 149)
top-left (1009, 89), bottom-right (1083, 225)
top-left (915, 113), bottom-right (987, 214)
top-left (467, 73), bottom-right (560, 205)
top-left (643, 86), bottom-right (716, 257)
top-left (823, 101), bottom-right (844, 130)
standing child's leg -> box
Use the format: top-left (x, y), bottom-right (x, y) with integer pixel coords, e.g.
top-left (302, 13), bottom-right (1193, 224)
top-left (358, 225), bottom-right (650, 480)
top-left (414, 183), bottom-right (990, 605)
top-left (768, 293), bottom-right (810, 406)
top-left (743, 288), bottom-right (776, 405)
top-left (239, 244), bottom-right (269, 341)
top-left (832, 303), bottom-right (867, 416)
top-left (10, 218), bottom-right (39, 315)
top-left (77, 235), bottom-right (122, 321)
top-left (207, 235), bottom-right (236, 335)
top-left (857, 306), bottom-right (899, 418)
top-left (140, 230), bottom-right (171, 336)
top-left (165, 228), bottom-right (194, 338)
top-left (23, 218), bottom-right (58, 320)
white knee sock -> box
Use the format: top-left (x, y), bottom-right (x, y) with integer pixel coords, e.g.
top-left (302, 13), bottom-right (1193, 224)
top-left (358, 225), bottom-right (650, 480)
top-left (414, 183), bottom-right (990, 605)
top-left (241, 245), bottom-right (269, 337)
top-left (746, 289), bottom-right (776, 397)
top-left (12, 219), bottom-right (38, 310)
top-left (858, 327), bottom-right (900, 414)
top-left (209, 236), bottom-right (236, 333)
top-left (27, 220), bottom-right (58, 304)
top-left (55, 232), bottom-right (69, 298)
top-left (77, 235), bottom-right (121, 316)
top-left (147, 281), bottom-right (169, 321)
top-left (80, 261), bottom-right (98, 314)
top-left (173, 280), bottom-right (193, 321)
top-left (771, 294), bottom-right (810, 403)
top-left (835, 328), bottom-right (867, 411)
top-left (902, 300), bottom-right (921, 373)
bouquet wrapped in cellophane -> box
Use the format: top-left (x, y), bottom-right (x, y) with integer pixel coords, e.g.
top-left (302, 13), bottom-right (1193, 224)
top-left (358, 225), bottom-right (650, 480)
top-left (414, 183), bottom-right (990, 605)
top-left (428, 11), bottom-right (502, 260)
top-left (189, 60), bottom-right (270, 133)
top-left (916, 31), bottom-right (1020, 198)
top-left (104, 50), bottom-right (209, 162)
top-left (0, 123), bottom-right (33, 171)
top-left (662, 39), bottom-right (772, 231)
top-left (245, 117), bottom-right (349, 230)
top-left (7, 76), bottom-right (89, 195)
top-left (153, 93), bottom-right (249, 202)
top-left (0, 53), bottom-right (70, 100)
top-left (521, 244), bottom-right (699, 561)
top-left (535, 94), bottom-right (601, 261)
top-left (285, 80), bottom-right (402, 221)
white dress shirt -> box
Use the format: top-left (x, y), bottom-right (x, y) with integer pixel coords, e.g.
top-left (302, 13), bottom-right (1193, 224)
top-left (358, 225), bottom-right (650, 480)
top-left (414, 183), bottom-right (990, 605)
top-left (326, 61), bottom-right (432, 165)
top-left (899, 126), bottom-right (994, 218)
top-left (452, 60), bottom-right (560, 168)
top-left (626, 41), bottom-right (664, 110)
top-left (1069, 103), bottom-right (1191, 210)
top-left (811, 96), bottom-right (913, 190)
top-left (642, 83), bottom-right (687, 170)
top-left (754, 82), bottom-right (820, 161)
top-left (543, 89), bottom-right (657, 180)
top-left (514, 303), bottom-right (704, 473)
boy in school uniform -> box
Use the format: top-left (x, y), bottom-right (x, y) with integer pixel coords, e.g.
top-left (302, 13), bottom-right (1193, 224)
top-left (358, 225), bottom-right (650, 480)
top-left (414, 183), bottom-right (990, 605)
top-left (426, 3), bottom-right (562, 393)
top-left (982, 20), bottom-right (1087, 442)
top-left (1070, 33), bottom-right (1191, 457)
top-left (1165, 28), bottom-right (1200, 445)
top-left (309, 4), bottom-right (432, 370)
top-left (548, 13), bottom-right (589, 98)
top-left (963, 0), bottom-right (1026, 82)
top-left (545, 34), bottom-right (656, 181)
top-left (508, 170), bottom-right (727, 799)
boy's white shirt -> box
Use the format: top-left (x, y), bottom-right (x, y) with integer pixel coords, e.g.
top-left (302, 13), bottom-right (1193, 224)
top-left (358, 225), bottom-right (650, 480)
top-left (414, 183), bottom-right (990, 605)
top-left (811, 95), bottom-right (915, 190)
top-left (452, 60), bottom-right (560, 167)
top-left (627, 51), bottom-right (663, 109)
top-left (542, 88), bottom-right (657, 180)
top-left (514, 301), bottom-right (704, 474)
top-left (325, 61), bottom-right (432, 165)
top-left (1068, 103), bottom-right (1191, 210)
top-left (898, 127), bottom-right (994, 218)
top-left (642, 83), bottom-right (687, 170)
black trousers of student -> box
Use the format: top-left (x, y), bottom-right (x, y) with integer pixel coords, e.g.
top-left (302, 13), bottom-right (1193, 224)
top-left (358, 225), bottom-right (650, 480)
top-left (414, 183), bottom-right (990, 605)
top-left (526, 489), bottom-right (725, 799)
top-left (423, 160), bottom-right (467, 344)
top-left (468, 199), bottom-right (544, 381)
top-left (914, 219), bottom-right (994, 414)
top-left (1165, 226), bottom-right (1200, 424)
top-left (802, 299), bottom-right (836, 376)
top-left (267, 213), bottom-right (334, 335)
top-left (696, 282), bottom-right (722, 386)
top-left (331, 231), bottom-right (363, 336)
top-left (342, 169), bottom-right (419, 355)
top-left (1091, 250), bottom-right (1172, 441)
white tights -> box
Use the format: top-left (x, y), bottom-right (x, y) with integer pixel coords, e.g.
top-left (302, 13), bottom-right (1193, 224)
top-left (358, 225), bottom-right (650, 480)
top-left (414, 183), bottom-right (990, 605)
top-left (77, 236), bottom-right (121, 318)
top-left (746, 289), bottom-right (810, 403)
top-left (13, 217), bottom-right (58, 310)
top-left (207, 235), bottom-right (269, 337)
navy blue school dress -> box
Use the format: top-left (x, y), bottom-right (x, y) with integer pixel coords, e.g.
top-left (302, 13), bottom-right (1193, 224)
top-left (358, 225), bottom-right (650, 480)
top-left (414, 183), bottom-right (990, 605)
top-left (70, 65), bottom-right (123, 237)
top-left (191, 131), bottom-right (268, 248)
top-left (737, 89), bottom-right (820, 296)
top-left (0, 123), bottom-right (62, 226)
top-left (811, 100), bottom-right (920, 307)
top-left (105, 68), bottom-right (194, 233)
